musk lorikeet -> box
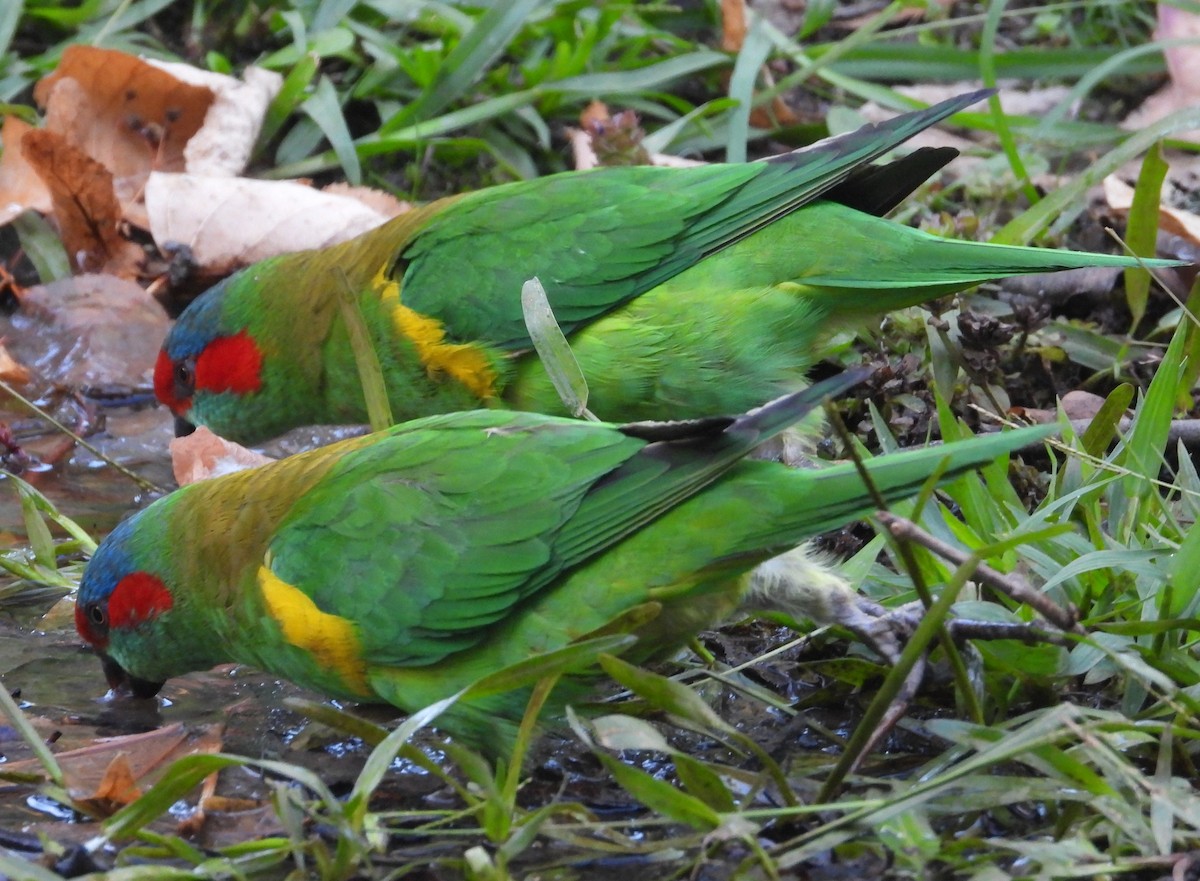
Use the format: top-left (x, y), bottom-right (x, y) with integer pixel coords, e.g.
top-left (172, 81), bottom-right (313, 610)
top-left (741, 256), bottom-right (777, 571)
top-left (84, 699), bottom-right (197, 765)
top-left (79, 371), bottom-right (1052, 750)
top-left (155, 89), bottom-right (1180, 444)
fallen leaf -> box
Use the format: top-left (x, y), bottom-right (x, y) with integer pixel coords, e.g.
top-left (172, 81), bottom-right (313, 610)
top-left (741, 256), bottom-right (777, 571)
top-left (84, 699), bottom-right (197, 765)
top-left (1122, 6), bottom-right (1200, 141)
top-left (321, 182), bottom-right (412, 219)
top-left (145, 172), bottom-right (394, 273)
top-left (145, 60), bottom-right (282, 178)
top-left (1015, 390), bottom-right (1116, 425)
top-left (0, 341), bottom-right (31, 385)
top-left (999, 266), bottom-right (1124, 302)
top-left (35, 45), bottom-right (215, 218)
top-left (20, 129), bottom-right (144, 276)
top-left (0, 117), bottom-right (52, 226)
top-left (2, 722), bottom-right (224, 817)
top-left (12, 273), bottom-right (169, 387)
top-left (170, 425), bottom-right (274, 486)
top-left (721, 0), bottom-right (747, 51)
top-left (1104, 174), bottom-right (1200, 249)
top-left (76, 753), bottom-right (143, 814)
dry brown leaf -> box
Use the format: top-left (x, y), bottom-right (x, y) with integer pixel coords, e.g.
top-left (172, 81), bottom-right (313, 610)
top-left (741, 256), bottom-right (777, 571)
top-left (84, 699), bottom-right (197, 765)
top-left (1104, 174), bottom-right (1200, 248)
top-left (76, 753), bottom-right (143, 814)
top-left (0, 117), bottom-right (52, 225)
top-left (1122, 6), bottom-right (1200, 141)
top-left (3, 722), bottom-right (224, 817)
top-left (35, 46), bottom-right (214, 212)
top-left (0, 341), bottom-right (31, 385)
top-left (16, 273), bottom-right (169, 387)
top-left (721, 0), bottom-right (746, 51)
top-left (145, 60), bottom-right (282, 177)
top-left (20, 129), bottom-right (143, 276)
top-left (145, 172), bottom-right (393, 273)
top-left (1015, 390), bottom-right (1130, 426)
top-left (170, 425), bottom-right (274, 486)
top-left (322, 182), bottom-right (412, 219)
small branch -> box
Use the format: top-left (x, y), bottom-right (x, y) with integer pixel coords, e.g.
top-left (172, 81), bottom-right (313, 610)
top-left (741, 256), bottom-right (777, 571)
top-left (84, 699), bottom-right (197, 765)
top-left (1066, 417), bottom-right (1200, 449)
top-left (849, 656), bottom-right (924, 774)
top-left (874, 511), bottom-right (1081, 634)
top-left (977, 412), bottom-right (1200, 451)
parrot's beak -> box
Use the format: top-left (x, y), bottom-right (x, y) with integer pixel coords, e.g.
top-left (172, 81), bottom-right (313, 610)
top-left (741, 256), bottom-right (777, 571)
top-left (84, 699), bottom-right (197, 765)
top-left (174, 416), bottom-right (196, 438)
top-left (100, 653), bottom-right (165, 700)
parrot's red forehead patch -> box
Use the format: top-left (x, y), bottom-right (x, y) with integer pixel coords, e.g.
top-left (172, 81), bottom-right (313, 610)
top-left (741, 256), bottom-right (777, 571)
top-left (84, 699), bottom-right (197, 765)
top-left (195, 332), bottom-right (263, 396)
top-left (74, 602), bottom-right (103, 647)
top-left (153, 349), bottom-right (185, 412)
top-left (109, 572), bottom-right (173, 629)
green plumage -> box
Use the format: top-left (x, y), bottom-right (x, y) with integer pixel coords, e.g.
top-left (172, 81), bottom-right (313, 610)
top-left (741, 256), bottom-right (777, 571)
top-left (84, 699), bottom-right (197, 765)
top-left (79, 373), bottom-right (1053, 750)
top-left (156, 90), bottom-right (1182, 444)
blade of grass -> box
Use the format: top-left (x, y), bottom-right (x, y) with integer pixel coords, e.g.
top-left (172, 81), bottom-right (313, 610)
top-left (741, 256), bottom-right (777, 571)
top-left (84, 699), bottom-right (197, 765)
top-left (725, 14), bottom-right (771, 163)
top-left (12, 212), bottom-right (71, 282)
top-left (994, 105), bottom-right (1200, 245)
top-left (333, 269), bottom-right (393, 432)
top-left (257, 51), bottom-right (319, 151)
top-left (302, 75), bottom-right (361, 184)
top-left (979, 0), bottom-right (1038, 205)
top-left (0, 681), bottom-right (64, 788)
top-left (1125, 142), bottom-right (1169, 330)
top-left (386, 0), bottom-right (547, 131)
top-left (521, 277), bottom-right (596, 420)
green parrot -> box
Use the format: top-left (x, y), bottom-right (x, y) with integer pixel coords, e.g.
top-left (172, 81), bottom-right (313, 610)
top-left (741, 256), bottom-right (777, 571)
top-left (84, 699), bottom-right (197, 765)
top-left (80, 371), bottom-right (1051, 750)
top-left (155, 89), bottom-right (1181, 444)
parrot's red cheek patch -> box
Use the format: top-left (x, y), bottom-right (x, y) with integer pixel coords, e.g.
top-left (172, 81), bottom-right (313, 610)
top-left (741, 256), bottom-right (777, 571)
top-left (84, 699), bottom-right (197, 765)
top-left (195, 331), bottom-right (263, 396)
top-left (109, 572), bottom-right (173, 629)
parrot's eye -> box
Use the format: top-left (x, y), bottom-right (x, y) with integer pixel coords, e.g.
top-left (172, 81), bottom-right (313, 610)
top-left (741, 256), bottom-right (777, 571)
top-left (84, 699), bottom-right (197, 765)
top-left (78, 601), bottom-right (109, 642)
top-left (173, 358), bottom-right (195, 399)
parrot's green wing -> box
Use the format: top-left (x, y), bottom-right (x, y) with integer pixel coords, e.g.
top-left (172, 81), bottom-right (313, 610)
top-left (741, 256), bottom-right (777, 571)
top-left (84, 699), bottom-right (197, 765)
top-left (261, 375), bottom-right (859, 667)
top-left (395, 91), bottom-right (988, 349)
top-left (263, 411), bottom-right (641, 666)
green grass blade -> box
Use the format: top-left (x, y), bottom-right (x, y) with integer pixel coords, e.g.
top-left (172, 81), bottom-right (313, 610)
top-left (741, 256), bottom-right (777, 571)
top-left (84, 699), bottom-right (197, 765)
top-left (302, 74), bottom-right (361, 184)
top-left (385, 0), bottom-right (546, 131)
top-left (995, 105), bottom-right (1200, 245)
top-left (725, 15), bottom-right (771, 163)
top-left (334, 270), bottom-right (393, 432)
top-left (521, 276), bottom-right (594, 420)
top-left (1125, 141), bottom-right (1169, 329)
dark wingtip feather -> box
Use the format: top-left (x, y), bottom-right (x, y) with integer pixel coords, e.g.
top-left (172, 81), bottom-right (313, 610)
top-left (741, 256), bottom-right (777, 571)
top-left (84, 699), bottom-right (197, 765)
top-left (617, 368), bottom-right (872, 455)
top-left (825, 146), bottom-right (959, 217)
top-left (764, 89), bottom-right (991, 170)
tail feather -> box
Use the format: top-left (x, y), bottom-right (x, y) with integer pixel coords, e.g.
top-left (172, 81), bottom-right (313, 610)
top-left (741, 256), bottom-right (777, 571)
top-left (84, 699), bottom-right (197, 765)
top-left (769, 202), bottom-right (1188, 319)
top-left (745, 425), bottom-right (1055, 550)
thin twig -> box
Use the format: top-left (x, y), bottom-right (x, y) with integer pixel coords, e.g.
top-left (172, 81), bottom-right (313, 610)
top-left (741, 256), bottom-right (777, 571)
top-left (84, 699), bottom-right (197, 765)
top-left (874, 511), bottom-right (1080, 634)
top-left (849, 655), bottom-right (924, 774)
top-left (0, 379), bottom-right (164, 493)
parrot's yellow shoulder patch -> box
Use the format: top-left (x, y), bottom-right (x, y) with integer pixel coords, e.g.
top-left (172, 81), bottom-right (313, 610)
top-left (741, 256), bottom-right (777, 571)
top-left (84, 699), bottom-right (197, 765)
top-left (375, 272), bottom-right (498, 399)
top-left (258, 564), bottom-right (369, 694)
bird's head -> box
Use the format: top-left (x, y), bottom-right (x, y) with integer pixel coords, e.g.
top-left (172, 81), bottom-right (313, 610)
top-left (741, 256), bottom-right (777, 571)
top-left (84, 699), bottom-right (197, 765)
top-left (76, 509), bottom-right (218, 699)
top-left (155, 272), bottom-right (266, 440)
